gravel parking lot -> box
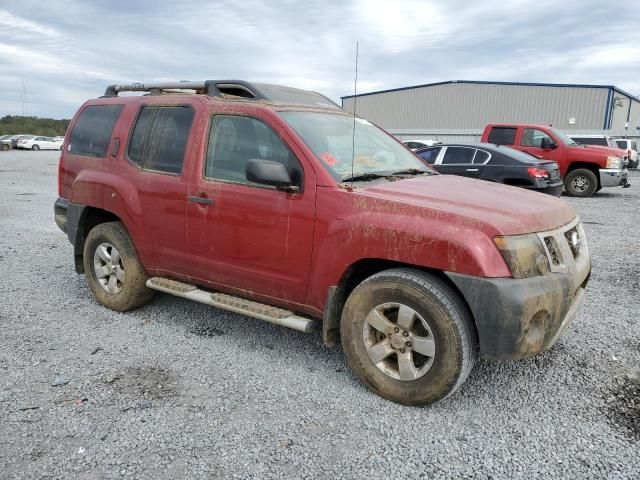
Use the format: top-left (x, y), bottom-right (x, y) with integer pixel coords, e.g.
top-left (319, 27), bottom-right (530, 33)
top-left (1, 150), bottom-right (639, 480)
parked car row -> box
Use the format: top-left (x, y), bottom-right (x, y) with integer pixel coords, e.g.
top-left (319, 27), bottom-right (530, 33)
top-left (403, 125), bottom-right (634, 197)
top-left (0, 134), bottom-right (64, 151)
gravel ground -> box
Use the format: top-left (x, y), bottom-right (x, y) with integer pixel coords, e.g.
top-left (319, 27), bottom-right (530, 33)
top-left (1, 150), bottom-right (639, 480)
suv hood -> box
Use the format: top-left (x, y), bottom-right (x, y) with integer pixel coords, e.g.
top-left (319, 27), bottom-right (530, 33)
top-left (356, 174), bottom-right (575, 236)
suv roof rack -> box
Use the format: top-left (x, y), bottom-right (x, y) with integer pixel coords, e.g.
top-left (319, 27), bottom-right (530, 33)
top-left (102, 80), bottom-right (341, 109)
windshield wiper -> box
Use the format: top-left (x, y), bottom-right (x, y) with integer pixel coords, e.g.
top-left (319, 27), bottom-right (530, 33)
top-left (341, 172), bottom-right (390, 182)
top-left (390, 168), bottom-right (430, 176)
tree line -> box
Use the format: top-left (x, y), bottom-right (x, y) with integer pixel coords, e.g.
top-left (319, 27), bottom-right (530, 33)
top-left (0, 115), bottom-right (71, 137)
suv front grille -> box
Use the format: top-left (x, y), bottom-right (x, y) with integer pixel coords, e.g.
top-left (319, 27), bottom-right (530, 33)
top-left (544, 237), bottom-right (561, 265)
top-left (538, 218), bottom-right (588, 274)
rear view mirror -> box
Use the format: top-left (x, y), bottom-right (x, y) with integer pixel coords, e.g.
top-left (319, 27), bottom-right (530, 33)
top-left (541, 137), bottom-right (557, 149)
top-left (246, 159), bottom-right (297, 192)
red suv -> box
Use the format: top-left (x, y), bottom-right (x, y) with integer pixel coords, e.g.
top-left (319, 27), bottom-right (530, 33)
top-left (55, 80), bottom-right (591, 404)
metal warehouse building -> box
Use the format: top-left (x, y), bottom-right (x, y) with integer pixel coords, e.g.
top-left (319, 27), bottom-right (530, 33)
top-left (341, 80), bottom-right (640, 143)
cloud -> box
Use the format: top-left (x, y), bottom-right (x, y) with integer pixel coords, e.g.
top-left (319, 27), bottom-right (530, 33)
top-left (0, 9), bottom-right (61, 37)
top-left (0, 0), bottom-right (638, 119)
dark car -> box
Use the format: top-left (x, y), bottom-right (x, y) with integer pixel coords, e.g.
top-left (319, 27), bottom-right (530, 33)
top-left (415, 143), bottom-right (563, 196)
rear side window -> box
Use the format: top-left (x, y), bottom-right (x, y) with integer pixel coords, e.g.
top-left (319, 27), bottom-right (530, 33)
top-left (442, 147), bottom-right (475, 164)
top-left (127, 106), bottom-right (194, 174)
top-left (632, 141), bottom-right (638, 151)
top-left (487, 127), bottom-right (516, 145)
top-left (128, 107), bottom-right (156, 166)
top-left (69, 105), bottom-right (123, 158)
top-left (615, 140), bottom-right (626, 149)
top-left (417, 147), bottom-right (441, 164)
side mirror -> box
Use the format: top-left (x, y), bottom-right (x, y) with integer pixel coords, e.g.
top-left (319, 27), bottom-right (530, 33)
top-left (541, 137), bottom-right (557, 149)
top-left (246, 159), bottom-right (298, 192)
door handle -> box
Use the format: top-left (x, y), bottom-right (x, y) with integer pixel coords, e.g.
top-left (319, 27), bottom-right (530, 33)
top-left (465, 168), bottom-right (479, 172)
top-left (188, 195), bottom-right (213, 205)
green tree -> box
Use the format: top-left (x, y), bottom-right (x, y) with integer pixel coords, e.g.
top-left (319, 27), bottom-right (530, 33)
top-left (0, 115), bottom-right (71, 137)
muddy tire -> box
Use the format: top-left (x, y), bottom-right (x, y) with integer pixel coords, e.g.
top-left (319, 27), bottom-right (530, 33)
top-left (340, 268), bottom-right (477, 405)
top-left (564, 168), bottom-right (598, 197)
top-left (83, 221), bottom-right (154, 312)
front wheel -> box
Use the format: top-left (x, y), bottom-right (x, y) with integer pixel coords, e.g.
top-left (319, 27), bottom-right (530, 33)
top-left (31, 144), bottom-right (40, 151)
top-left (564, 168), bottom-right (598, 197)
top-left (83, 221), bottom-right (154, 311)
top-left (0, 143), bottom-right (8, 151)
top-left (340, 268), bottom-right (477, 405)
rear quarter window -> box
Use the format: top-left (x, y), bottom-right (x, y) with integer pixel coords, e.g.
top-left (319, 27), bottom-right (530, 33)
top-left (68, 105), bottom-right (123, 158)
top-left (487, 127), bottom-right (516, 145)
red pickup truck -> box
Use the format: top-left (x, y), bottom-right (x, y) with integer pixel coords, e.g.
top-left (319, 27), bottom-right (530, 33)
top-left (54, 81), bottom-right (591, 405)
top-left (481, 124), bottom-right (629, 197)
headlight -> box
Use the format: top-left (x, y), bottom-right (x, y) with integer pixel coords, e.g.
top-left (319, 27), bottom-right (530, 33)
top-left (606, 156), bottom-right (622, 169)
top-left (494, 234), bottom-right (550, 279)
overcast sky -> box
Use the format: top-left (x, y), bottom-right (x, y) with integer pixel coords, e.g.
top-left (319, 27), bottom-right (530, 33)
top-left (1, 0), bottom-right (638, 119)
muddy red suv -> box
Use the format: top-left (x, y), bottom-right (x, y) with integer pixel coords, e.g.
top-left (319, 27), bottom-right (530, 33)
top-left (55, 80), bottom-right (591, 404)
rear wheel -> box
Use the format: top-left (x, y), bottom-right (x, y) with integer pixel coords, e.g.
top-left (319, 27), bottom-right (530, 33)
top-left (83, 221), bottom-right (154, 311)
top-left (564, 168), bottom-right (598, 197)
top-left (0, 143), bottom-right (8, 151)
top-left (31, 144), bottom-right (40, 151)
top-left (340, 268), bottom-right (477, 405)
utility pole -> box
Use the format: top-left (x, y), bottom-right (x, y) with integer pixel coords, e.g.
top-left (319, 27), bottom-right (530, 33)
top-left (22, 79), bottom-right (28, 117)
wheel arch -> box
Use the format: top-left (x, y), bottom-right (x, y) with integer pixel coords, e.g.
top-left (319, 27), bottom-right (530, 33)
top-left (566, 162), bottom-right (601, 188)
top-left (322, 258), bottom-right (478, 348)
top-left (70, 205), bottom-right (122, 273)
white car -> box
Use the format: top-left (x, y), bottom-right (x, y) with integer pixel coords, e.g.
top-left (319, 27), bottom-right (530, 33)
top-left (613, 138), bottom-right (638, 169)
top-left (17, 136), bottom-right (63, 151)
top-left (403, 139), bottom-right (442, 151)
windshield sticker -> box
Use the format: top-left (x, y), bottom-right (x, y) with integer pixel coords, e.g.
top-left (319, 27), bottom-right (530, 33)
top-left (320, 152), bottom-right (338, 166)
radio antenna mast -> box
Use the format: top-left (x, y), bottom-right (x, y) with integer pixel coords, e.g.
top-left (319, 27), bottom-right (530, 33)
top-left (350, 41), bottom-right (359, 186)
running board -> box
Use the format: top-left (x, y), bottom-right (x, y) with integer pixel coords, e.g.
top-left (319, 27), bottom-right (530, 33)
top-left (146, 277), bottom-right (318, 333)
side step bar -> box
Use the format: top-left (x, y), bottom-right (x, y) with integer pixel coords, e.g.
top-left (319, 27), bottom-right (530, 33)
top-left (146, 277), bottom-right (318, 333)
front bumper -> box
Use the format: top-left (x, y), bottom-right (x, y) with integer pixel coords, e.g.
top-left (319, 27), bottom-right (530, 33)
top-left (599, 168), bottom-right (628, 188)
top-left (445, 218), bottom-right (591, 360)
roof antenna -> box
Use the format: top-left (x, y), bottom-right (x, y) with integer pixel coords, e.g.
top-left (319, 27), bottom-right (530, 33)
top-left (350, 41), bottom-right (359, 187)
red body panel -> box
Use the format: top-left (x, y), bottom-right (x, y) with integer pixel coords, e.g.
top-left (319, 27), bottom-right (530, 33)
top-left (480, 123), bottom-right (620, 176)
top-left (60, 100), bottom-right (580, 318)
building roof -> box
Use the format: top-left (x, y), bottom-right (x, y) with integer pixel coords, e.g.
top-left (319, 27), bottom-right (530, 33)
top-left (341, 80), bottom-right (639, 101)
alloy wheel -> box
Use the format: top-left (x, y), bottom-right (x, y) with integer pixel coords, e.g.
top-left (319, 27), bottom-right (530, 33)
top-left (362, 302), bottom-right (436, 381)
top-left (93, 242), bottom-right (125, 294)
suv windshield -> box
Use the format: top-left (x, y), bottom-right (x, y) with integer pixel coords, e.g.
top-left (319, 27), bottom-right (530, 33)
top-left (280, 111), bottom-right (429, 182)
top-left (549, 127), bottom-right (577, 146)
